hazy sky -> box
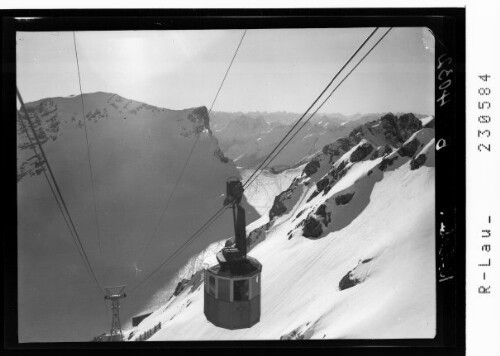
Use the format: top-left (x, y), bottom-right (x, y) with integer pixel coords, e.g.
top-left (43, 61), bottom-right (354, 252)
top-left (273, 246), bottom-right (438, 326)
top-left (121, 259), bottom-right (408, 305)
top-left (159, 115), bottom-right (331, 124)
top-left (17, 27), bottom-right (435, 116)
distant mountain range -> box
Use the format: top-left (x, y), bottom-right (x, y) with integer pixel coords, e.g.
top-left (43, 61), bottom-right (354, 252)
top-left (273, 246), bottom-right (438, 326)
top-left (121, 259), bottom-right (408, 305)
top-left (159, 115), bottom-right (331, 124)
top-left (209, 110), bottom-right (431, 170)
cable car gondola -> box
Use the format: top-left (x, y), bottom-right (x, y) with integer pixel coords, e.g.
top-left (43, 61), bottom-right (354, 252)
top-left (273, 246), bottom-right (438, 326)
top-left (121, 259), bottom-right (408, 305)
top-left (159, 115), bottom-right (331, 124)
top-left (203, 177), bottom-right (262, 329)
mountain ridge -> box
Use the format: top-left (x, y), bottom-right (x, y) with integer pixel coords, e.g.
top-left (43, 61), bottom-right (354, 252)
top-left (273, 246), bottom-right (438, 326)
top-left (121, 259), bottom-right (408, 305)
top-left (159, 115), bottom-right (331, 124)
top-left (16, 92), bottom-right (256, 342)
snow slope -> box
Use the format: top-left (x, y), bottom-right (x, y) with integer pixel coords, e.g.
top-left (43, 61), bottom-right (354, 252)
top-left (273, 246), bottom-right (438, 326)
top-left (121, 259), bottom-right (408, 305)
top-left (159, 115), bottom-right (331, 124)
top-left (125, 113), bottom-right (436, 340)
top-left (239, 166), bottom-right (305, 216)
top-left (16, 92), bottom-right (258, 342)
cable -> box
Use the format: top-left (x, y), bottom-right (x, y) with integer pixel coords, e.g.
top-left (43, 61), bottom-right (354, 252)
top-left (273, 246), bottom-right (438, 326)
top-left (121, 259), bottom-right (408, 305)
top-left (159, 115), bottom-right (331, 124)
top-left (128, 206), bottom-right (227, 293)
top-left (18, 111), bottom-right (86, 275)
top-left (131, 29), bottom-right (248, 285)
top-left (242, 27), bottom-right (380, 189)
top-left (73, 32), bottom-right (106, 287)
top-left (135, 134), bottom-right (200, 268)
top-left (245, 28), bottom-right (392, 189)
top-left (242, 27), bottom-right (378, 188)
top-left (19, 107), bottom-right (108, 321)
top-left (123, 27), bottom-right (388, 295)
top-left (138, 30), bottom-right (247, 272)
top-left (17, 93), bottom-right (102, 292)
top-left (208, 30), bottom-right (247, 114)
top-left (17, 88), bottom-right (103, 294)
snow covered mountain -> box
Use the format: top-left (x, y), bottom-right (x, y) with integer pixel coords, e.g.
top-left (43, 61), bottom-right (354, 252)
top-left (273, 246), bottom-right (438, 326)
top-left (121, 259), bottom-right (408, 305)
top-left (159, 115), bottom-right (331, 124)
top-left (123, 113), bottom-right (436, 340)
top-left (209, 111), bottom-right (413, 171)
top-left (16, 92), bottom-right (258, 342)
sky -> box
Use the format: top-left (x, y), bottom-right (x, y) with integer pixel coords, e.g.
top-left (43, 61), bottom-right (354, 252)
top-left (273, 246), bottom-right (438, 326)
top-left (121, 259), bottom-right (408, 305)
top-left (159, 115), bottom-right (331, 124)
top-left (16, 27), bottom-right (435, 116)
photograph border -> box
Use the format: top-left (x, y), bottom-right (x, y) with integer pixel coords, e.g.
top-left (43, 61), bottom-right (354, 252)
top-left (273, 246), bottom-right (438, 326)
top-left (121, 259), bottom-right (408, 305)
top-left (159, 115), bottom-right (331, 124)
top-left (2, 7), bottom-right (465, 355)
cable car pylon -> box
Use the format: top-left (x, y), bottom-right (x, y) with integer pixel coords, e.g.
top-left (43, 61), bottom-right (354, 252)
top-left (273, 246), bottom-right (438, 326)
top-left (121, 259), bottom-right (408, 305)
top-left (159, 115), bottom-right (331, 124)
top-left (103, 286), bottom-right (127, 341)
top-left (204, 178), bottom-right (262, 329)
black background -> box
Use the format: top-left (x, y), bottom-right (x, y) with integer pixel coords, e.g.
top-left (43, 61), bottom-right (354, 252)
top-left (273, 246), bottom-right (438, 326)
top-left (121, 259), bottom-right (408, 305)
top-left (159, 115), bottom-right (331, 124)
top-left (2, 8), bottom-right (465, 356)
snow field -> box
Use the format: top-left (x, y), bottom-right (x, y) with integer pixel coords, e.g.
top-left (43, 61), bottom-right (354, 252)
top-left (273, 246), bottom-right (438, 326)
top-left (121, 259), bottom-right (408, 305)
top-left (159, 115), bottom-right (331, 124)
top-left (127, 132), bottom-right (436, 340)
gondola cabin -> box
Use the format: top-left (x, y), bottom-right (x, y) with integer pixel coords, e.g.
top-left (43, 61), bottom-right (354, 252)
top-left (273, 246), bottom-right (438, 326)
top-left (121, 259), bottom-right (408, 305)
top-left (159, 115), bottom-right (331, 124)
top-left (204, 256), bottom-right (262, 329)
top-left (204, 178), bottom-right (262, 329)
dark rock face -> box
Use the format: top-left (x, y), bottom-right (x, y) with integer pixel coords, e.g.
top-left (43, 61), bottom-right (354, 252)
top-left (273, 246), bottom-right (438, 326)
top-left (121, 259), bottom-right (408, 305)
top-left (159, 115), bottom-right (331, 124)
top-left (380, 113), bottom-right (402, 145)
top-left (410, 153), bottom-right (427, 170)
top-left (214, 147), bottom-right (230, 163)
top-left (269, 111), bottom-right (428, 240)
top-left (379, 156), bottom-right (399, 171)
top-left (306, 160), bottom-right (351, 204)
top-left (321, 135), bottom-right (361, 165)
top-left (370, 144), bottom-right (392, 161)
top-left (336, 159), bottom-right (347, 173)
top-left (322, 144), bottom-right (341, 164)
top-left (383, 145), bottom-right (393, 155)
top-left (280, 329), bottom-right (307, 340)
top-left (180, 106), bottom-right (211, 137)
top-left (311, 112), bottom-right (422, 177)
top-left (302, 216), bottom-right (323, 239)
top-left (316, 204), bottom-right (332, 226)
top-left (337, 137), bottom-right (353, 152)
top-left (269, 178), bottom-right (300, 220)
top-left (189, 270), bottom-right (204, 292)
top-left (350, 142), bottom-right (374, 163)
top-left (280, 322), bottom-right (317, 340)
top-left (335, 193), bottom-right (355, 206)
top-left (174, 279), bottom-right (190, 296)
top-left (398, 113), bottom-right (423, 137)
top-left (305, 162), bottom-right (350, 200)
top-left (269, 192), bottom-right (288, 220)
top-left (86, 107), bottom-right (109, 122)
top-left (295, 209), bottom-right (305, 219)
top-left (328, 163), bottom-right (348, 184)
top-left (303, 159), bottom-right (320, 177)
top-left (397, 138), bottom-right (420, 158)
top-left (338, 272), bottom-right (360, 291)
top-left (322, 137), bottom-right (355, 162)
top-left (17, 100), bottom-right (64, 181)
top-left (188, 106), bottom-right (211, 134)
top-left (338, 258), bottom-right (374, 291)
top-left (380, 112), bottom-right (422, 147)
top-left (17, 155), bottom-right (45, 182)
top-left (246, 225), bottom-right (267, 251)
top-left (348, 127), bottom-right (364, 144)
top-left (306, 190), bottom-right (320, 203)
top-left (316, 176), bottom-right (330, 192)
top-left (424, 117), bottom-right (435, 128)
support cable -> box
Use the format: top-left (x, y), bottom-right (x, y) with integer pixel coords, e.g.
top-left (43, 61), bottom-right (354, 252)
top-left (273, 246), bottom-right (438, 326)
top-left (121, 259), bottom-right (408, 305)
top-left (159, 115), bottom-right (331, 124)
top-left (243, 27), bottom-right (380, 189)
top-left (244, 28), bottom-right (393, 189)
top-left (19, 93), bottom-right (108, 319)
top-left (133, 29), bottom-right (247, 276)
top-left (128, 27), bottom-right (389, 294)
top-left (128, 206), bottom-right (226, 293)
top-left (135, 134), bottom-right (200, 268)
top-left (208, 30), bottom-right (247, 114)
top-left (17, 88), bottom-right (103, 293)
top-left (73, 32), bottom-right (106, 286)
